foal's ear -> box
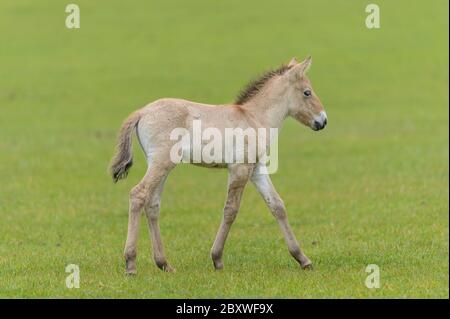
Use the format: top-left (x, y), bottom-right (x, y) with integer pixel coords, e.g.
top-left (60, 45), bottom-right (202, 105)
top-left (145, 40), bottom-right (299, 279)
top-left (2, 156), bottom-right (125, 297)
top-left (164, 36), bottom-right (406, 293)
top-left (288, 57), bottom-right (298, 67)
top-left (287, 56), bottom-right (312, 81)
top-left (301, 55), bottom-right (312, 73)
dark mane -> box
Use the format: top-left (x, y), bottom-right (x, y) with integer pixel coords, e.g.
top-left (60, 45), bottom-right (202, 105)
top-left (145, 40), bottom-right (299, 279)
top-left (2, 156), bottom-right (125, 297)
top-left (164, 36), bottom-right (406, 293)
top-left (235, 64), bottom-right (292, 105)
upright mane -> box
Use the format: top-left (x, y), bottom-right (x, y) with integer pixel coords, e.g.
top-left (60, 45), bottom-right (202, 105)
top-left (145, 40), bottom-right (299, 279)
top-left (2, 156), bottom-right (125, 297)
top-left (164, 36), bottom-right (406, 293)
top-left (235, 64), bottom-right (292, 105)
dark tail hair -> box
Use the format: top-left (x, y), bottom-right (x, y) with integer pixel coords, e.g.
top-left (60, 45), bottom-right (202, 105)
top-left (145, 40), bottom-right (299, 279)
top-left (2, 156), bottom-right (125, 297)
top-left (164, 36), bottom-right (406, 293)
top-left (109, 111), bottom-right (142, 182)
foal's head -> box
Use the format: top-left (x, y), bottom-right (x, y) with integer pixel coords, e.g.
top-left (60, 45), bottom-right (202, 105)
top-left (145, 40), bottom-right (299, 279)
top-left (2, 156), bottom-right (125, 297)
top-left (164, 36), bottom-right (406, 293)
top-left (235, 56), bottom-right (327, 130)
top-left (283, 56), bottom-right (327, 131)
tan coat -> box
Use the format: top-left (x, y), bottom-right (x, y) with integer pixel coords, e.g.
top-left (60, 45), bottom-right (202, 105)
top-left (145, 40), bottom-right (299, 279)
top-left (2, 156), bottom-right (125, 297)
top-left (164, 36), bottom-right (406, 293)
top-left (109, 57), bottom-right (327, 274)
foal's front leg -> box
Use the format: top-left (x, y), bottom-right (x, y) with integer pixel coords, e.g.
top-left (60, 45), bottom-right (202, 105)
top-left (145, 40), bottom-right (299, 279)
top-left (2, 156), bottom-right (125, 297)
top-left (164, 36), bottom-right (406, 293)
top-left (251, 167), bottom-right (312, 269)
top-left (211, 164), bottom-right (253, 270)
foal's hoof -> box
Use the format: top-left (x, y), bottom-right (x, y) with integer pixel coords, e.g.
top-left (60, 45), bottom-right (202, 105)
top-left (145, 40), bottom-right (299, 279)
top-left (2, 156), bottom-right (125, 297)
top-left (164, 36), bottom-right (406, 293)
top-left (213, 260), bottom-right (224, 270)
top-left (301, 262), bottom-right (314, 270)
top-left (157, 262), bottom-right (175, 272)
top-left (125, 261), bottom-right (137, 275)
top-left (163, 264), bottom-right (176, 273)
top-left (125, 269), bottom-right (137, 276)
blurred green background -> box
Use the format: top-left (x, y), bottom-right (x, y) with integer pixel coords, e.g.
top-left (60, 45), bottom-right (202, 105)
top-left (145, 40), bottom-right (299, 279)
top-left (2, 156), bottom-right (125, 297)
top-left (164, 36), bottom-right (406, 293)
top-left (0, 0), bottom-right (448, 298)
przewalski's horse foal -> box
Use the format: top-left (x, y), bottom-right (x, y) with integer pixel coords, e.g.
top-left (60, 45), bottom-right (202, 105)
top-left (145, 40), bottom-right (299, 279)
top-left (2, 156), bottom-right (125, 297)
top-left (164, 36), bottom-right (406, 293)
top-left (109, 57), bottom-right (327, 274)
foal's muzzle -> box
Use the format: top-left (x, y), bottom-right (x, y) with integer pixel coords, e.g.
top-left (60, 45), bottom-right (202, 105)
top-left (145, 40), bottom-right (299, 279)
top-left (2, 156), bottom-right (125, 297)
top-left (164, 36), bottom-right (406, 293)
top-left (312, 111), bottom-right (327, 131)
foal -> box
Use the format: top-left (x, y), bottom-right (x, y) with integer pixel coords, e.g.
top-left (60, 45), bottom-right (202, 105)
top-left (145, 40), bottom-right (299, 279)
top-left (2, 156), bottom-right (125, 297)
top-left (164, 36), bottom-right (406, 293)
top-left (109, 57), bottom-right (327, 274)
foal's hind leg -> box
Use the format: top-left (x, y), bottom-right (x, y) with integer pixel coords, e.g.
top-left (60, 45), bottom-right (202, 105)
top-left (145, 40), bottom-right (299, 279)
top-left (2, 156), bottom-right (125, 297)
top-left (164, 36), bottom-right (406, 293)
top-left (124, 162), bottom-right (173, 274)
top-left (143, 164), bottom-right (174, 272)
top-left (251, 166), bottom-right (312, 269)
top-left (124, 173), bottom-right (149, 275)
top-left (211, 164), bottom-right (254, 270)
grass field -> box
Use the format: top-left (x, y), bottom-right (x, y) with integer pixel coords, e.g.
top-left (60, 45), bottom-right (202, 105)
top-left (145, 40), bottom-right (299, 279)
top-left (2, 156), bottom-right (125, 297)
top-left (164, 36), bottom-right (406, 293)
top-left (0, 0), bottom-right (448, 298)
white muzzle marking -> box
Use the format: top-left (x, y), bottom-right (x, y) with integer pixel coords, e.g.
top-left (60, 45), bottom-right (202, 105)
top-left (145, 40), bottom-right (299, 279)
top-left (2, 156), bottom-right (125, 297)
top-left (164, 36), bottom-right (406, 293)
top-left (312, 111), bottom-right (327, 130)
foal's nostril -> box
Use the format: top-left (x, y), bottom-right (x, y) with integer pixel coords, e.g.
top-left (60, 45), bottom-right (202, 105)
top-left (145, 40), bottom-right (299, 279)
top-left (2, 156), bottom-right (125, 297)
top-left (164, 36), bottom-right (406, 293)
top-left (313, 119), bottom-right (326, 131)
top-left (313, 120), bottom-right (321, 130)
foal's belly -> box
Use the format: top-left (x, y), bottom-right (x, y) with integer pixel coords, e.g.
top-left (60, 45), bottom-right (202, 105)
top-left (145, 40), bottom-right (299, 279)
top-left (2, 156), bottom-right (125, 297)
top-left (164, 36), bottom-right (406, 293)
top-left (180, 140), bottom-right (229, 168)
top-left (190, 162), bottom-right (228, 169)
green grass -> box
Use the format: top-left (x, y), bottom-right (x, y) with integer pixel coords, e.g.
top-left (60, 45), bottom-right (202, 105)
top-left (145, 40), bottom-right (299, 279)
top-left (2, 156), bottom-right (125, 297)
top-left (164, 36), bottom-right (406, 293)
top-left (0, 0), bottom-right (448, 298)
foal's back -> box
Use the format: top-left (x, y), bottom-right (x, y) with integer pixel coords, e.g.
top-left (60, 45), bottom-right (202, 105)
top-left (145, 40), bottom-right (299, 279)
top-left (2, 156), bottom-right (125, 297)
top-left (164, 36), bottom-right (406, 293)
top-left (138, 98), bottom-right (253, 136)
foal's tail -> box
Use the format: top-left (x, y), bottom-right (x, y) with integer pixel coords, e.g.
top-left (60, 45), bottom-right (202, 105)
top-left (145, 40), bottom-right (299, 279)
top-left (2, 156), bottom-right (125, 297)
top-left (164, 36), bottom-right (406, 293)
top-left (109, 110), bottom-right (142, 183)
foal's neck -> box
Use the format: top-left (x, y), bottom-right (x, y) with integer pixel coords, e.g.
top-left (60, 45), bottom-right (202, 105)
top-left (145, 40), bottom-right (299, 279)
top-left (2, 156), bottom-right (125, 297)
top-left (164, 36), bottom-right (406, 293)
top-left (241, 96), bottom-right (289, 130)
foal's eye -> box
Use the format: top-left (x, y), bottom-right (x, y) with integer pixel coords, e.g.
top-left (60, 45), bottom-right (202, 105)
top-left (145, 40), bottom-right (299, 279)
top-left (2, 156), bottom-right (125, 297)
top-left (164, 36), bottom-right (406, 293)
top-left (303, 90), bottom-right (312, 97)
